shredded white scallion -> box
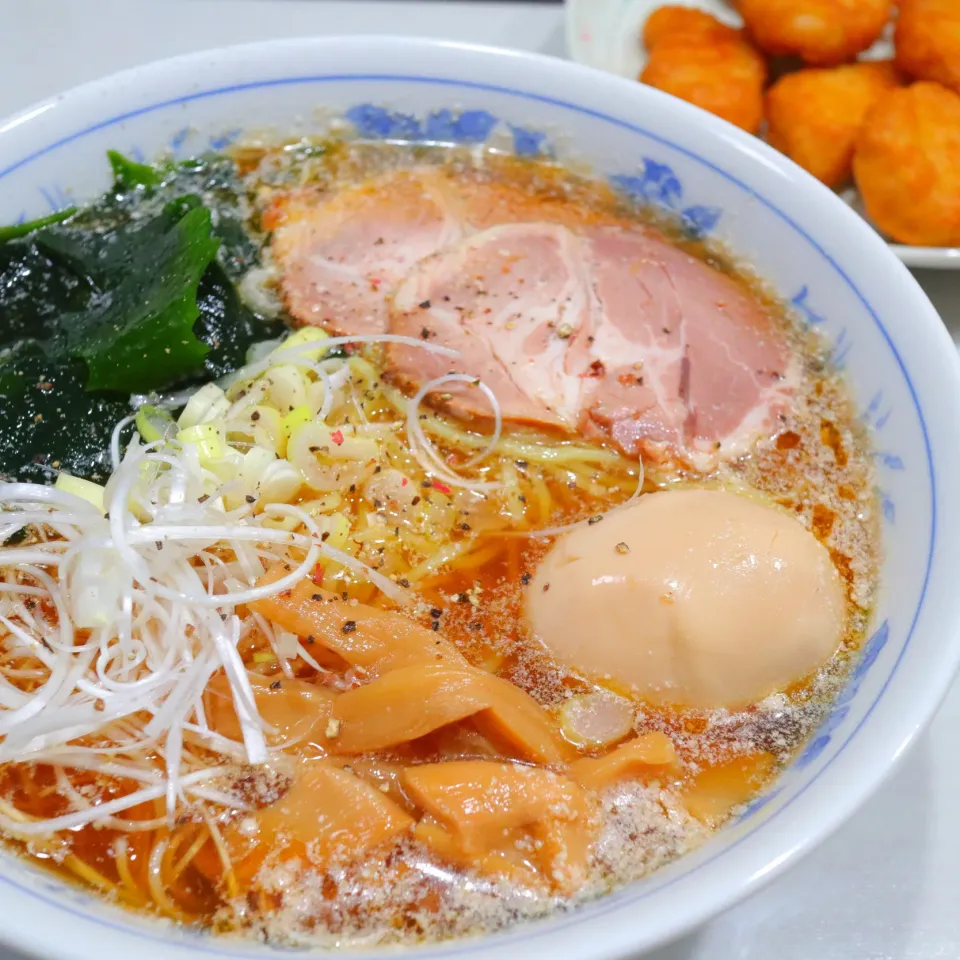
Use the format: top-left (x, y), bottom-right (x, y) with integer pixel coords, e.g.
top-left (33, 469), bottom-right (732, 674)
top-left (0, 324), bottom-right (512, 840)
top-left (406, 374), bottom-right (504, 492)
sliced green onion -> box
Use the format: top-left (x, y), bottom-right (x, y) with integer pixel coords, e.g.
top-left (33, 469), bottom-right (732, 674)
top-left (177, 424), bottom-right (225, 464)
top-left (135, 405), bottom-right (177, 444)
top-left (178, 383), bottom-right (230, 430)
top-left (273, 326), bottom-right (330, 362)
top-left (54, 474), bottom-right (106, 514)
top-left (281, 405), bottom-right (313, 441)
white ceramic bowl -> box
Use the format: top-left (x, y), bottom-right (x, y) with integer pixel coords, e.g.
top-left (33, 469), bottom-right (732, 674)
top-left (1, 35), bottom-right (959, 960)
top-left (564, 0), bottom-right (960, 270)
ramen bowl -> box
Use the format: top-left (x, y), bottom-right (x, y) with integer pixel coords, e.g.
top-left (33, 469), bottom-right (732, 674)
top-left (0, 35), bottom-right (958, 960)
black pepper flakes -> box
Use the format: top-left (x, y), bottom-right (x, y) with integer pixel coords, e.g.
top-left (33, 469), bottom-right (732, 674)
top-left (521, 573), bottom-right (531, 586)
top-left (342, 620), bottom-right (357, 634)
top-left (542, 583), bottom-right (551, 593)
top-left (615, 541), bottom-right (631, 555)
top-left (269, 681), bottom-right (282, 690)
top-left (587, 515), bottom-right (603, 525)
top-left (245, 494), bottom-right (256, 504)
top-left (419, 300), bottom-right (432, 310)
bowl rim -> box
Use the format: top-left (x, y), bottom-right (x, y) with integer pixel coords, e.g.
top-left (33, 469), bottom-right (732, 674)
top-left (0, 33), bottom-right (958, 960)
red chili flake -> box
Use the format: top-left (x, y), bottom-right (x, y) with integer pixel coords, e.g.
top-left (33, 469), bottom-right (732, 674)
top-left (370, 277), bottom-right (382, 287)
top-left (311, 563), bottom-right (324, 584)
top-left (432, 480), bottom-right (451, 494)
top-left (401, 477), bottom-right (409, 487)
top-left (330, 429), bottom-right (345, 446)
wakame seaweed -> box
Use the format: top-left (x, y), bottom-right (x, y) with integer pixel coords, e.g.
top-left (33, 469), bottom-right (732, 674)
top-left (0, 151), bottom-right (283, 482)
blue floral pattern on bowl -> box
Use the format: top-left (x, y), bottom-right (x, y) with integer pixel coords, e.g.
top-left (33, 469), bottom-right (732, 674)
top-left (795, 620), bottom-right (891, 770)
top-left (610, 162), bottom-right (722, 238)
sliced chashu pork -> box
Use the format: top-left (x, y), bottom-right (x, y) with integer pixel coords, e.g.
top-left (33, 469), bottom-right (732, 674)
top-left (387, 223), bottom-right (595, 430)
top-left (268, 169), bottom-right (462, 335)
top-left (269, 170), bottom-right (794, 468)
top-left (582, 228), bottom-right (796, 466)
top-left (268, 169), bottom-right (619, 338)
top-left (387, 223), bottom-right (795, 469)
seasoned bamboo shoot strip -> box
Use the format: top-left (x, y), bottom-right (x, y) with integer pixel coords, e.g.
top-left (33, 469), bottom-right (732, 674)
top-left (570, 732), bottom-right (677, 791)
top-left (405, 761), bottom-right (595, 891)
top-left (413, 819), bottom-right (543, 890)
top-left (206, 760), bottom-right (414, 884)
top-left (331, 664), bottom-right (572, 763)
top-left (403, 760), bottom-right (588, 852)
top-left (204, 673), bottom-right (336, 748)
top-left (680, 753), bottom-right (777, 826)
top-left (249, 574), bottom-right (466, 674)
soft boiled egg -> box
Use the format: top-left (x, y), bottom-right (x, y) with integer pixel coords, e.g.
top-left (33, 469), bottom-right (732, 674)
top-left (525, 489), bottom-right (845, 709)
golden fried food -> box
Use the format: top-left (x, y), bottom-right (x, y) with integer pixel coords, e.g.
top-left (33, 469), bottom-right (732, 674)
top-left (765, 62), bottom-right (901, 187)
top-left (853, 82), bottom-right (960, 246)
top-left (643, 6), bottom-right (741, 49)
top-left (738, 0), bottom-right (893, 65)
top-left (640, 37), bottom-right (767, 133)
top-left (895, 0), bottom-right (960, 93)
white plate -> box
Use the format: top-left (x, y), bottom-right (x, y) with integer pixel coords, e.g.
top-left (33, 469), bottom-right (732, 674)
top-left (565, 0), bottom-right (960, 270)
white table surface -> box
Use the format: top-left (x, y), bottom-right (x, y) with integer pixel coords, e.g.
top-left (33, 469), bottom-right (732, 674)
top-left (2, 2), bottom-right (959, 958)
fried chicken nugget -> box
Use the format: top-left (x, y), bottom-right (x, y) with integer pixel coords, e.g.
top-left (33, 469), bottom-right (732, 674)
top-left (766, 62), bottom-right (901, 187)
top-left (853, 82), bottom-right (960, 246)
top-left (738, 0), bottom-right (893, 65)
top-left (640, 33), bottom-right (767, 133)
top-left (895, 0), bottom-right (960, 94)
top-left (643, 6), bottom-right (741, 49)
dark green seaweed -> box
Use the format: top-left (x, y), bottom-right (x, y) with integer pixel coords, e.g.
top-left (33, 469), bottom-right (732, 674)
top-left (0, 152), bottom-right (283, 482)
